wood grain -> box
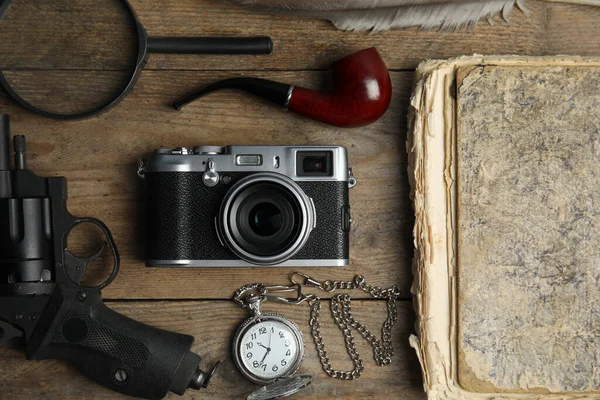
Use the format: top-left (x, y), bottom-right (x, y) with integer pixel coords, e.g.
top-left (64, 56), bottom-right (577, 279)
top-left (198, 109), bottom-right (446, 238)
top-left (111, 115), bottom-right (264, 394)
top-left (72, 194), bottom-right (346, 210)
top-left (1, 0), bottom-right (599, 71)
top-left (136, 0), bottom-right (600, 70)
top-left (1, 0), bottom-right (599, 398)
top-left (0, 0), bottom-right (136, 70)
top-left (0, 300), bottom-right (425, 400)
top-left (0, 70), bottom-right (414, 300)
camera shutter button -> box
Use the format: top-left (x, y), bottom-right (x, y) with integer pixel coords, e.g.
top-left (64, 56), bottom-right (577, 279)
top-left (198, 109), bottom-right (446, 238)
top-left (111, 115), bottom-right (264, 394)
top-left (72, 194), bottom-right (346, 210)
top-left (203, 161), bottom-right (219, 187)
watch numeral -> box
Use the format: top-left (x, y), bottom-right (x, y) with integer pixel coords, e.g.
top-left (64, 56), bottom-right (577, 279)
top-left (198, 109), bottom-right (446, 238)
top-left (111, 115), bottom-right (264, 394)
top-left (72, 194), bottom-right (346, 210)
top-left (244, 322), bottom-right (298, 375)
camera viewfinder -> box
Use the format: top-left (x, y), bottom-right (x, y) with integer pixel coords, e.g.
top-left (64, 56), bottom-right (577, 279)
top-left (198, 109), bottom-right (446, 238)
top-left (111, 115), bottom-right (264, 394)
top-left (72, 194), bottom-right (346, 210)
top-left (296, 151), bottom-right (333, 177)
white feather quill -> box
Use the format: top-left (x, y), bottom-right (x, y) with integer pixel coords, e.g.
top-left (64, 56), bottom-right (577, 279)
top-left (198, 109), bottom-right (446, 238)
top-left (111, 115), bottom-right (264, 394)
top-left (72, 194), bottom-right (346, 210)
top-left (222, 0), bottom-right (598, 32)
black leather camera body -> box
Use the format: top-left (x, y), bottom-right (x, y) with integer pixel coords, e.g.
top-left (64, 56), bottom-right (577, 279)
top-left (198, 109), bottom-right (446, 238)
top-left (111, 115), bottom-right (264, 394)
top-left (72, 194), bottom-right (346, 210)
top-left (138, 146), bottom-right (355, 267)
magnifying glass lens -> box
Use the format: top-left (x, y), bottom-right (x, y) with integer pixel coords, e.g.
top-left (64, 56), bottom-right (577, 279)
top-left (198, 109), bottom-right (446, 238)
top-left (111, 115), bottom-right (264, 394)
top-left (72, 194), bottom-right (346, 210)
top-left (0, 0), bottom-right (138, 116)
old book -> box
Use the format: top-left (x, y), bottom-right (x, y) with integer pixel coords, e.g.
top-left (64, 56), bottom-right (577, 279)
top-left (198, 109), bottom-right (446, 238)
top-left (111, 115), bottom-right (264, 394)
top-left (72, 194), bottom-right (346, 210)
top-left (408, 56), bottom-right (600, 399)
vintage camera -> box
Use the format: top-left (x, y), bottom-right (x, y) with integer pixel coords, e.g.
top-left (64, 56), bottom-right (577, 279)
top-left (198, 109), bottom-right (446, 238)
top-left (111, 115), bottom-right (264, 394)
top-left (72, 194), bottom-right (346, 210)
top-left (138, 146), bottom-right (356, 267)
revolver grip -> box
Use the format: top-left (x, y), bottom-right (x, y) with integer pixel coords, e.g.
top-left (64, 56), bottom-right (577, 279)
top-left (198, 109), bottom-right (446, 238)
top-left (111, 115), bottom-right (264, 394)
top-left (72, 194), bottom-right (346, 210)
top-left (26, 287), bottom-right (207, 399)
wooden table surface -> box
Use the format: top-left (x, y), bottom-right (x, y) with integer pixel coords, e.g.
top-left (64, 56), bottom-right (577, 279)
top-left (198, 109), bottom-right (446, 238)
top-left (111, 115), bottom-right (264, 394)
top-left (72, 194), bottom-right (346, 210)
top-left (0, 1), bottom-right (599, 399)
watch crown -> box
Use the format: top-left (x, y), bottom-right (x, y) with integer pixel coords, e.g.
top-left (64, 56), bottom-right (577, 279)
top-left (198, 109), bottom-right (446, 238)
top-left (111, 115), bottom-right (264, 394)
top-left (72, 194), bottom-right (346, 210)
top-left (247, 295), bottom-right (264, 316)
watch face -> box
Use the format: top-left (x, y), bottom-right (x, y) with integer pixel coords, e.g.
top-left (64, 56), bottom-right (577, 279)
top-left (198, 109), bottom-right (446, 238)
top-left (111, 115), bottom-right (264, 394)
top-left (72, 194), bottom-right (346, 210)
top-left (238, 318), bottom-right (302, 382)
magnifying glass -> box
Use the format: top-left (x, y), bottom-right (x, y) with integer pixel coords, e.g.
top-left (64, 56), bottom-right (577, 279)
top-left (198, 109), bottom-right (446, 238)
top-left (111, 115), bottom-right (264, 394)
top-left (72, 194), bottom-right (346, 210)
top-left (0, 0), bottom-right (273, 120)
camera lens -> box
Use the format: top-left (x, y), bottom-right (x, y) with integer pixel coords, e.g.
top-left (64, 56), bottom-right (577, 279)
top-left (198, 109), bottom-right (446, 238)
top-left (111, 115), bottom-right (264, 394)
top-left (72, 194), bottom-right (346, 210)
top-left (233, 183), bottom-right (300, 257)
top-left (248, 203), bottom-right (283, 236)
top-left (217, 173), bottom-right (315, 265)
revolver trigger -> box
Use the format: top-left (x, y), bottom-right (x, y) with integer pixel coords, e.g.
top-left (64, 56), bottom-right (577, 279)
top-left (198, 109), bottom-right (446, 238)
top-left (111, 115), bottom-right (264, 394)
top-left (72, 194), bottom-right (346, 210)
top-left (65, 242), bottom-right (107, 284)
top-left (88, 241), bottom-right (108, 262)
top-left (0, 320), bottom-right (23, 346)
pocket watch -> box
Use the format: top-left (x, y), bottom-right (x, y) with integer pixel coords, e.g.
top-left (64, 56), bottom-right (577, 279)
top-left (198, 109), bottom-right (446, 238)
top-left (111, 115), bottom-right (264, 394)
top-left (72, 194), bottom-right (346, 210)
top-left (233, 284), bottom-right (312, 400)
top-left (232, 275), bottom-right (401, 398)
top-left (234, 273), bottom-right (402, 388)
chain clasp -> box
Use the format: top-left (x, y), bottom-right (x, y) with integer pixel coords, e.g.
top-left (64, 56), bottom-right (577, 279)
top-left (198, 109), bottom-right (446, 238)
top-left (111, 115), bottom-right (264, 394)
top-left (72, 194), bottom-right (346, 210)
top-left (263, 284), bottom-right (313, 305)
top-left (290, 272), bottom-right (335, 292)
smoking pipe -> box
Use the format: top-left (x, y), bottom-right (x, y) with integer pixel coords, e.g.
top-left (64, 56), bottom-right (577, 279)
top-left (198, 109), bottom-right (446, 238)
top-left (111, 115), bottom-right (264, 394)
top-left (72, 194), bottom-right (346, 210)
top-left (173, 47), bottom-right (392, 128)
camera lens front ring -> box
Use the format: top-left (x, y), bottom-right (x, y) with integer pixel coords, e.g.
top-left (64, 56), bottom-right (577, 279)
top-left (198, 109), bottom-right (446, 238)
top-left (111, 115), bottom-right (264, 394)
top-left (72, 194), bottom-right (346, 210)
top-left (217, 173), bottom-right (316, 266)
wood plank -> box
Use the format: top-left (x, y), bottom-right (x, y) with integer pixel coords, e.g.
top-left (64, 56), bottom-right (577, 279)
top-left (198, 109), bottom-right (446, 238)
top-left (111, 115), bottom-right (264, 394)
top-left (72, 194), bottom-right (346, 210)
top-left (131, 0), bottom-right (549, 71)
top-left (1, 70), bottom-right (134, 115)
top-left (3, 1), bottom-right (596, 400)
top-left (0, 0), bottom-right (137, 70)
top-left (546, 4), bottom-right (600, 56)
top-left (1, 0), bottom-right (600, 71)
top-left (0, 70), bottom-right (414, 299)
top-left (0, 300), bottom-right (425, 399)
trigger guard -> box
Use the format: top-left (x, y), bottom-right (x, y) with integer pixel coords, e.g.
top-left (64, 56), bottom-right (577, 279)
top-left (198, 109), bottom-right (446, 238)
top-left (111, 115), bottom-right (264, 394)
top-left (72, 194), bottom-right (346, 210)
top-left (65, 218), bottom-right (120, 290)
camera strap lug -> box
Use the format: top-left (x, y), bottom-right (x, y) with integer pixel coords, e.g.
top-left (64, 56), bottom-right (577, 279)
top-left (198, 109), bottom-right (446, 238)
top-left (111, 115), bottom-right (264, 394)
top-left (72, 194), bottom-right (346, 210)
top-left (137, 157), bottom-right (147, 178)
top-left (348, 168), bottom-right (357, 188)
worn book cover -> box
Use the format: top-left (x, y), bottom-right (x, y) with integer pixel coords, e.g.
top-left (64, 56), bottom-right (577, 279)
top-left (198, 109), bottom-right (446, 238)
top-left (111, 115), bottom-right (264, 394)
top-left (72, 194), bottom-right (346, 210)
top-left (408, 55), bottom-right (600, 399)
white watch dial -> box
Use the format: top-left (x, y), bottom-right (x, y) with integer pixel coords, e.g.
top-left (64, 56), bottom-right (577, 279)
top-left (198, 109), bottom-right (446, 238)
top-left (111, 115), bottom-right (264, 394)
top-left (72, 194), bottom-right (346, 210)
top-left (239, 320), bottom-right (300, 380)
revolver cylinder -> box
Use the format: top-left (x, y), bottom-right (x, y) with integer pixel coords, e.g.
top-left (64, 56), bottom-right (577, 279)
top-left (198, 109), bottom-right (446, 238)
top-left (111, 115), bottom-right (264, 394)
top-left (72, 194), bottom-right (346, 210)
top-left (0, 116), bottom-right (54, 294)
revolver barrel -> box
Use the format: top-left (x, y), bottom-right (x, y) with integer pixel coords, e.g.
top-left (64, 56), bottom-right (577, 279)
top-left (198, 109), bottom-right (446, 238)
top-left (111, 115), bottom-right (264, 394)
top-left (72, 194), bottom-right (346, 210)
top-left (0, 114), bottom-right (10, 197)
top-left (0, 115), bottom-right (9, 169)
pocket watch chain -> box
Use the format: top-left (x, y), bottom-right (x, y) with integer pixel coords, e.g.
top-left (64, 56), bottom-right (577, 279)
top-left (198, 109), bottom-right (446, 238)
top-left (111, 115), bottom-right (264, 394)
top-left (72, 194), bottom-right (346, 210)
top-left (293, 274), bottom-right (402, 380)
top-left (234, 275), bottom-right (403, 381)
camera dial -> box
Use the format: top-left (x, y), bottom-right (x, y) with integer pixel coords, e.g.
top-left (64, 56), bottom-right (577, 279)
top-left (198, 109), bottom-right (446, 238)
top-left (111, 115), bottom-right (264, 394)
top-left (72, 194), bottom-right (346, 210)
top-left (203, 160), bottom-right (219, 187)
top-left (193, 146), bottom-right (226, 155)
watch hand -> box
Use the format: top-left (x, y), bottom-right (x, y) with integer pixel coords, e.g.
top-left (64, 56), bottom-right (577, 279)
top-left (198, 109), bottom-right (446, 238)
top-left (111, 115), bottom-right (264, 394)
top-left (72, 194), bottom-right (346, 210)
top-left (268, 330), bottom-right (272, 348)
top-left (257, 343), bottom-right (269, 350)
top-left (261, 348), bottom-right (271, 364)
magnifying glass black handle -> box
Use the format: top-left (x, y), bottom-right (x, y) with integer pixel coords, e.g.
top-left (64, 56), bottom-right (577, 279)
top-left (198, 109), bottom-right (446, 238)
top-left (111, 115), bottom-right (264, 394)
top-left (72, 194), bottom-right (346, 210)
top-left (147, 37), bottom-right (273, 55)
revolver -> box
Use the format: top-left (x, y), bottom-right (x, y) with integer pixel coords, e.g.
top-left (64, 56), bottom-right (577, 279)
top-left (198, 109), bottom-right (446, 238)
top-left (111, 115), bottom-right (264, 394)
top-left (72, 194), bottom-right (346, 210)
top-left (0, 115), bottom-right (219, 399)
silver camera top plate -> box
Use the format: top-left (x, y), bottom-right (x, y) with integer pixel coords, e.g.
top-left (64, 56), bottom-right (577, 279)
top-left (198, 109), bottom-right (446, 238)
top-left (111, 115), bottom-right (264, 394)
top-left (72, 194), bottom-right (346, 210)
top-left (141, 145), bottom-right (350, 182)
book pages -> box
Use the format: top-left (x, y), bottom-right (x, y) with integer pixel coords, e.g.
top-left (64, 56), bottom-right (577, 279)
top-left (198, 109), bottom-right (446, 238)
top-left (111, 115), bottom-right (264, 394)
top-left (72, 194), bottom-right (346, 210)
top-left (408, 55), bottom-right (600, 400)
